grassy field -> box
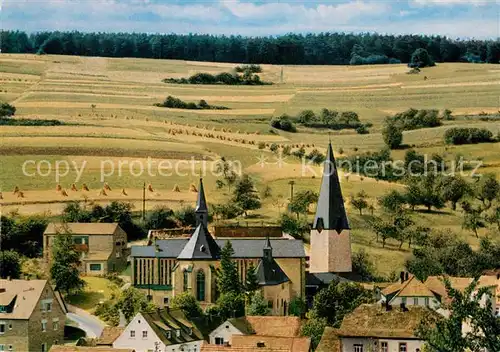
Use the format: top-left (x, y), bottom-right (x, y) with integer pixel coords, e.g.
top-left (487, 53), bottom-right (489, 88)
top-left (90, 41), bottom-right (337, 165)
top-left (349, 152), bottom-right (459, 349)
top-left (65, 277), bottom-right (120, 312)
top-left (1, 54), bottom-right (499, 276)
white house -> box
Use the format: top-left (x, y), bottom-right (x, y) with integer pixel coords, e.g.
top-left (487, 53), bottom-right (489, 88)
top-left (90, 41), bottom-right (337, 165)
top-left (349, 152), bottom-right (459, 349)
top-left (316, 304), bottom-right (439, 352)
top-left (113, 308), bottom-right (204, 352)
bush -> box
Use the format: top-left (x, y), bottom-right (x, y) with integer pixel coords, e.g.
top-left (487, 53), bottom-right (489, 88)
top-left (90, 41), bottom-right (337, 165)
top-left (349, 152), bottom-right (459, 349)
top-left (155, 95), bottom-right (229, 110)
top-left (0, 103), bottom-right (16, 117)
top-left (235, 64), bottom-right (262, 73)
top-left (387, 108), bottom-right (441, 131)
top-left (382, 123), bottom-right (403, 149)
top-left (270, 115), bottom-right (296, 132)
top-left (257, 142), bottom-right (266, 149)
top-left (444, 128), bottom-right (494, 145)
top-left (356, 125), bottom-right (369, 134)
top-left (163, 67), bottom-right (270, 86)
top-left (0, 117), bottom-right (62, 126)
top-left (410, 48), bottom-right (435, 68)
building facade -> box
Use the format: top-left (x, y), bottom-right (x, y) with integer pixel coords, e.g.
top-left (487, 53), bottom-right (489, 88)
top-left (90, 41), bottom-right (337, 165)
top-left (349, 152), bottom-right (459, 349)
top-left (113, 309), bottom-right (204, 352)
top-left (44, 223), bottom-right (128, 275)
top-left (130, 179), bottom-right (306, 314)
top-left (0, 279), bottom-right (67, 352)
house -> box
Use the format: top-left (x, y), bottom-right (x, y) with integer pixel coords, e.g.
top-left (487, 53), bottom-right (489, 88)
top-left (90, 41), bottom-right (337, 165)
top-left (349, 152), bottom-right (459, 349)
top-left (97, 326), bottom-right (125, 347)
top-left (112, 308), bottom-right (204, 352)
top-left (49, 347), bottom-right (134, 352)
top-left (0, 279), bottom-right (67, 352)
top-left (380, 273), bottom-right (442, 310)
top-left (208, 316), bottom-right (303, 346)
top-left (201, 336), bottom-right (311, 352)
top-left (44, 222), bottom-right (128, 275)
top-left (321, 303), bottom-right (439, 352)
top-left (130, 179), bottom-right (306, 315)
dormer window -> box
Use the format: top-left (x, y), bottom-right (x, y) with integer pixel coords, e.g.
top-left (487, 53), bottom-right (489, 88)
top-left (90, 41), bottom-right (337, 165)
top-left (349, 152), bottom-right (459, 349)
top-left (176, 329), bottom-right (181, 337)
top-left (200, 245), bottom-right (205, 252)
top-left (166, 330), bottom-right (171, 339)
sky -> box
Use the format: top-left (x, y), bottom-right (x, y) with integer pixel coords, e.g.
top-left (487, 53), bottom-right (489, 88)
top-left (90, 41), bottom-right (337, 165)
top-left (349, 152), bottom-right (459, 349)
top-left (1, 0), bottom-right (499, 39)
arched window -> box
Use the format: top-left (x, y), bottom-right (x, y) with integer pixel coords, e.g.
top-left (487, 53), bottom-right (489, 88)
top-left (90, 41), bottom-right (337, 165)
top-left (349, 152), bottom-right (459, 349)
top-left (196, 270), bottom-right (205, 301)
top-left (183, 270), bottom-right (189, 292)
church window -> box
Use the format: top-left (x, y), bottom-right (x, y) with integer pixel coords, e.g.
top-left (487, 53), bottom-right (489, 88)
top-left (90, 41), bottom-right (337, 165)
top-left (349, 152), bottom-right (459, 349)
top-left (196, 270), bottom-right (205, 301)
top-left (183, 270), bottom-right (189, 292)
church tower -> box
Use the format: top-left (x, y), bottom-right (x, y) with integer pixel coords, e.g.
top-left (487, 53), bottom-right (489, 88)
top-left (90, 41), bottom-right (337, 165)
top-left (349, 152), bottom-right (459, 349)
top-left (309, 142), bottom-right (352, 273)
top-left (195, 178), bottom-right (208, 228)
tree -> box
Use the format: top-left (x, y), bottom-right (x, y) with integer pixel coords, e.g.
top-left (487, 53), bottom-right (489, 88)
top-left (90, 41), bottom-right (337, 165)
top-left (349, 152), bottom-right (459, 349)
top-left (474, 173), bottom-right (499, 208)
top-left (50, 232), bottom-right (85, 295)
top-left (0, 250), bottom-right (21, 279)
top-left (247, 291), bottom-right (270, 316)
top-left (410, 48), bottom-right (435, 68)
top-left (217, 241), bottom-right (242, 295)
top-left (0, 103), bottom-right (16, 117)
top-left (378, 190), bottom-right (407, 213)
top-left (485, 205), bottom-right (500, 230)
top-left (117, 287), bottom-right (156, 322)
top-left (352, 249), bottom-right (377, 281)
top-left (382, 122), bottom-right (403, 149)
top-left (173, 206), bottom-right (197, 227)
top-left (301, 317), bottom-right (327, 350)
top-left (171, 292), bottom-right (203, 319)
top-left (244, 262), bottom-right (259, 296)
top-left (404, 174), bottom-right (445, 212)
top-left (417, 278), bottom-right (500, 352)
top-left (288, 190), bottom-right (318, 218)
top-left (441, 175), bottom-right (471, 210)
top-left (232, 174), bottom-right (261, 217)
top-left (146, 206), bottom-right (177, 229)
top-left (462, 206), bottom-right (485, 238)
top-left (217, 292), bottom-right (245, 319)
top-left (280, 213), bottom-right (310, 239)
top-left (310, 280), bottom-right (374, 327)
top-left (288, 296), bottom-right (307, 317)
top-left (216, 157), bottom-right (238, 192)
top-left (351, 191), bottom-right (368, 215)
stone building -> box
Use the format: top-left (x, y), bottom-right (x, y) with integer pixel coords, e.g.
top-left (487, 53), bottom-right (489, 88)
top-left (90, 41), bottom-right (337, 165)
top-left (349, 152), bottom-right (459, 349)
top-left (130, 179), bottom-right (306, 314)
top-left (44, 222), bottom-right (128, 275)
top-left (0, 279), bottom-right (67, 352)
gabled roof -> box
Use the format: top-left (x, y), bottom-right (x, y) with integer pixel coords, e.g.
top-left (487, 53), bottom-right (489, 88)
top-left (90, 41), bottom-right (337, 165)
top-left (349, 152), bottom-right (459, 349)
top-left (195, 178), bottom-right (208, 213)
top-left (218, 316), bottom-right (303, 338)
top-left (139, 308), bottom-right (204, 346)
top-left (0, 279), bottom-right (51, 319)
top-left (97, 326), bottom-right (125, 345)
top-left (424, 275), bottom-right (498, 302)
top-left (313, 142), bottom-right (349, 232)
top-left (316, 327), bottom-right (341, 352)
top-left (177, 224), bottom-right (221, 260)
top-left (382, 275), bottom-right (436, 300)
top-left (335, 304), bottom-right (439, 339)
top-left (45, 222), bottom-right (120, 235)
top-left (132, 239), bottom-right (306, 259)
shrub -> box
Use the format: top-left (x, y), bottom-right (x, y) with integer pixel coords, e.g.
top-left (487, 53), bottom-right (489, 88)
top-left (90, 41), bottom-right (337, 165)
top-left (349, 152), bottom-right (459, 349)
top-left (269, 143), bottom-right (278, 152)
top-left (410, 48), bottom-right (435, 68)
top-left (257, 142), bottom-right (266, 149)
top-left (0, 118), bottom-right (63, 126)
top-left (0, 103), bottom-right (16, 117)
top-left (155, 95), bottom-right (229, 110)
top-left (356, 125), bottom-right (369, 134)
top-left (382, 122), bottom-right (403, 149)
top-left (387, 108), bottom-right (441, 131)
top-left (444, 128), bottom-right (494, 145)
top-left (270, 115), bottom-right (296, 132)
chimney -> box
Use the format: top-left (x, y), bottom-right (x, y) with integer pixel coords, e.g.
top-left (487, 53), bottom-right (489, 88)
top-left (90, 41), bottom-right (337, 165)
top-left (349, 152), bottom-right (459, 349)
top-left (405, 272), bottom-right (409, 281)
top-left (400, 302), bottom-right (407, 311)
top-left (0, 288), bottom-right (6, 293)
top-left (496, 273), bottom-right (500, 280)
top-left (400, 271), bottom-right (405, 283)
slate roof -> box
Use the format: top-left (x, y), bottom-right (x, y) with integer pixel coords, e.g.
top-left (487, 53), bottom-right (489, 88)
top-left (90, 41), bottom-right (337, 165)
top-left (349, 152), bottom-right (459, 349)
top-left (313, 142), bottom-right (349, 232)
top-left (195, 178), bottom-right (208, 213)
top-left (255, 238), bottom-right (290, 286)
top-left (132, 238), bottom-right (306, 259)
top-left (0, 279), bottom-right (54, 320)
top-left (140, 308), bottom-right (204, 346)
top-left (45, 222), bottom-right (120, 235)
top-left (335, 304), bottom-right (439, 339)
top-left (177, 224), bottom-right (221, 260)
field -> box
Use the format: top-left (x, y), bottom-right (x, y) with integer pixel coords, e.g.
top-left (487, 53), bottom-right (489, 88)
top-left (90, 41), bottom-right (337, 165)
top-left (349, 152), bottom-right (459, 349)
top-left (1, 54), bottom-right (499, 276)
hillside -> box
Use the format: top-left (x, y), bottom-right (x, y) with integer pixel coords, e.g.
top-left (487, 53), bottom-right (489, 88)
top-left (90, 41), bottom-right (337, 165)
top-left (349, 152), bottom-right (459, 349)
top-left (0, 53), bottom-right (499, 276)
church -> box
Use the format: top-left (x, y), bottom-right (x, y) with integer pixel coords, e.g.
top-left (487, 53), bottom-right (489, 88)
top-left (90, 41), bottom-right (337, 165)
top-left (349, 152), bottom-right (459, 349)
top-left (130, 142), bottom-right (352, 315)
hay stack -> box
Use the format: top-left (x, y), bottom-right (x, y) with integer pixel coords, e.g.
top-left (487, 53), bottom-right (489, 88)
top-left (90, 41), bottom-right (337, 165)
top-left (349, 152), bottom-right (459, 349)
top-left (189, 183), bottom-right (198, 192)
top-left (71, 183), bottom-right (78, 191)
top-left (56, 184), bottom-right (62, 191)
top-left (17, 191), bottom-right (24, 198)
top-left (104, 182), bottom-right (111, 191)
top-left (61, 189), bottom-right (69, 197)
top-left (0, 192), bottom-right (3, 200)
top-left (122, 188), bottom-right (128, 196)
top-left (13, 186), bottom-right (19, 194)
top-left (99, 188), bottom-right (108, 196)
top-left (172, 184), bottom-right (180, 192)
top-left (82, 183), bottom-right (89, 191)
top-left (148, 184), bottom-right (154, 192)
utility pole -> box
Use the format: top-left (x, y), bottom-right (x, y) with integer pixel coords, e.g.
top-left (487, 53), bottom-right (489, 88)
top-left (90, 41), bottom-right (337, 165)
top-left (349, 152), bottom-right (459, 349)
top-left (288, 180), bottom-right (295, 202)
top-left (142, 182), bottom-right (146, 223)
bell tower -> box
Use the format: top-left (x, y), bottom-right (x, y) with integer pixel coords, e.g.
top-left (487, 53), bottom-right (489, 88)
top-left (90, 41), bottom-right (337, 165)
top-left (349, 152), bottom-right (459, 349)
top-left (195, 178), bottom-right (208, 228)
top-left (309, 142), bottom-right (352, 273)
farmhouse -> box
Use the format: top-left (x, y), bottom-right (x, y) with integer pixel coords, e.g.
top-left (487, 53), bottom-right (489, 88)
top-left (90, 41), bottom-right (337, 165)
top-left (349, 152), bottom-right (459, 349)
top-left (44, 222), bottom-right (128, 275)
top-left (130, 178), bottom-right (306, 314)
top-left (0, 279), bottom-right (67, 352)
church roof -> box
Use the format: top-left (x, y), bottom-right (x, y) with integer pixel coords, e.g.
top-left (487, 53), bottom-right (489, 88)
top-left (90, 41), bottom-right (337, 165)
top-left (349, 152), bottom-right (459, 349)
top-left (177, 224), bottom-right (221, 260)
top-left (131, 238), bottom-right (306, 259)
top-left (313, 142), bottom-right (349, 232)
top-left (255, 257), bottom-right (290, 286)
top-left (255, 237), bottom-right (290, 286)
top-left (195, 178), bottom-right (208, 213)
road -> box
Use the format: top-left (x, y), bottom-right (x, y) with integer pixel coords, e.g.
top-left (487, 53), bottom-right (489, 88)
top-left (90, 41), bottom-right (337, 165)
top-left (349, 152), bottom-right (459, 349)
top-left (66, 305), bottom-right (106, 339)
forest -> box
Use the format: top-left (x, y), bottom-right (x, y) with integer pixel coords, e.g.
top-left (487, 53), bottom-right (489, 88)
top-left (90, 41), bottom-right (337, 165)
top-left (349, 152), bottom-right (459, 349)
top-left (1, 30), bottom-right (499, 65)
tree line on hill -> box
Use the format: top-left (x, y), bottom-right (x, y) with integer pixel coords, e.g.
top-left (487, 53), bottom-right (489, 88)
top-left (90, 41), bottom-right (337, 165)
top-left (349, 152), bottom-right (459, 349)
top-left (155, 96), bottom-right (229, 110)
top-left (163, 66), bottom-right (270, 85)
top-left (2, 30), bottom-right (499, 65)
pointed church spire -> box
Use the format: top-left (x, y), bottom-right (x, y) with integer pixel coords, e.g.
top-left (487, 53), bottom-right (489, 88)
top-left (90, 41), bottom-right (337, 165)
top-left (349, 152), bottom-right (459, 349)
top-left (313, 142), bottom-right (349, 233)
top-left (195, 178), bottom-right (208, 228)
top-left (263, 236), bottom-right (272, 261)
